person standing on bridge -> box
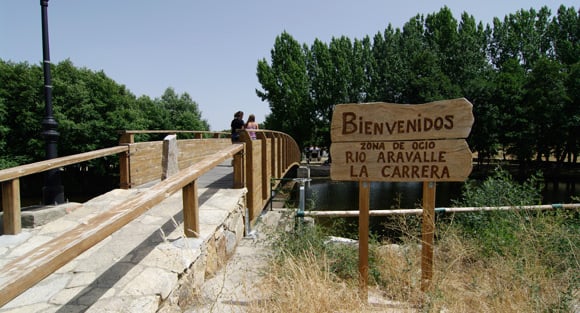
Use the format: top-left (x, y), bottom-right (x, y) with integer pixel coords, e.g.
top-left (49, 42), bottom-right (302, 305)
top-left (245, 114), bottom-right (259, 140)
top-left (231, 111), bottom-right (245, 143)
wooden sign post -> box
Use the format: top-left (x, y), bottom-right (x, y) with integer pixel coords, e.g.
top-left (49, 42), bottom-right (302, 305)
top-left (329, 98), bottom-right (474, 294)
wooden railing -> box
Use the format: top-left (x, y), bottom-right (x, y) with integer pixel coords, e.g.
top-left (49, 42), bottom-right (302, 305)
top-left (238, 129), bottom-right (301, 221)
top-left (1, 146), bottom-right (129, 234)
top-left (0, 129), bottom-right (300, 307)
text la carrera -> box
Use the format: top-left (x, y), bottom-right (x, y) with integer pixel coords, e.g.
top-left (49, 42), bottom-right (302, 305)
top-left (349, 164), bottom-right (451, 179)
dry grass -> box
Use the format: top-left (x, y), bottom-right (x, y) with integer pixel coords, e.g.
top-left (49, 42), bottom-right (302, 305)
top-left (425, 228), bottom-right (577, 313)
top-left (248, 170), bottom-right (578, 312)
top-left (373, 223), bottom-right (579, 312)
top-left (248, 250), bottom-right (385, 313)
top-left (246, 213), bottom-right (578, 313)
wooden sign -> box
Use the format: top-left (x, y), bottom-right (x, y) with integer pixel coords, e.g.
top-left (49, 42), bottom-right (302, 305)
top-left (329, 98), bottom-right (474, 295)
top-left (331, 98), bottom-right (474, 142)
top-left (330, 139), bottom-right (472, 182)
top-left (330, 98), bottom-right (474, 182)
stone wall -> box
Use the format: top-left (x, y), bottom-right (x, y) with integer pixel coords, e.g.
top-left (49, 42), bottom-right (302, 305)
top-left (159, 193), bottom-right (247, 312)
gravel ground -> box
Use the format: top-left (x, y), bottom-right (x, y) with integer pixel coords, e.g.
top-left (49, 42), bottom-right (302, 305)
top-left (184, 209), bottom-right (291, 313)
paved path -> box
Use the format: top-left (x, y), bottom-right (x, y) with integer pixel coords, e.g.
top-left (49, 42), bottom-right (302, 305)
top-left (184, 209), bottom-right (291, 313)
top-left (0, 161), bottom-right (246, 313)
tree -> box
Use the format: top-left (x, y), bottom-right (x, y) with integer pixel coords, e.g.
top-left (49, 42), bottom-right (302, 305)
top-left (52, 60), bottom-right (150, 155)
top-left (0, 59), bottom-right (211, 170)
top-left (425, 6), bottom-right (459, 79)
top-left (0, 91), bottom-right (10, 168)
top-left (493, 58), bottom-right (530, 162)
top-left (490, 7), bottom-right (553, 70)
top-left (552, 5), bottom-right (580, 163)
top-left (525, 57), bottom-right (568, 162)
top-left (550, 5), bottom-right (580, 66)
top-left (0, 60), bottom-right (45, 166)
top-left (307, 39), bottom-right (334, 147)
top-left (456, 13), bottom-right (499, 162)
top-left (370, 26), bottom-right (405, 102)
top-left (254, 6), bottom-right (580, 166)
top-left (564, 61), bottom-right (580, 162)
top-left (256, 32), bottom-right (314, 147)
top-left (156, 88), bottom-right (209, 137)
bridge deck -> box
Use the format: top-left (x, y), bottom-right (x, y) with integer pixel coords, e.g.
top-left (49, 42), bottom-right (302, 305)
top-left (0, 160), bottom-right (248, 312)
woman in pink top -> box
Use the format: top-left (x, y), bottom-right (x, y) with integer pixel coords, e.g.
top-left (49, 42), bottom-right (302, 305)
top-left (245, 114), bottom-right (259, 140)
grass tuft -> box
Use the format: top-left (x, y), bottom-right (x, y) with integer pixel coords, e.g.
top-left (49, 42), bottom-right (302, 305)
top-left (249, 167), bottom-right (579, 312)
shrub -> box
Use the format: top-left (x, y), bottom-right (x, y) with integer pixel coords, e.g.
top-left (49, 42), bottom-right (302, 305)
top-left (447, 167), bottom-right (543, 256)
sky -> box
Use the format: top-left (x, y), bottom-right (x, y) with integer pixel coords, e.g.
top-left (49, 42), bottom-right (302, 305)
top-left (1, 1), bottom-right (577, 131)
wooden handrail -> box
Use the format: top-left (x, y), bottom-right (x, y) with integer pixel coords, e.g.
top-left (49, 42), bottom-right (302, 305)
top-left (119, 130), bottom-right (229, 138)
top-left (1, 146), bottom-right (129, 235)
top-left (0, 146), bottom-right (128, 183)
top-left (0, 144), bottom-right (244, 307)
top-left (238, 129), bottom-right (301, 222)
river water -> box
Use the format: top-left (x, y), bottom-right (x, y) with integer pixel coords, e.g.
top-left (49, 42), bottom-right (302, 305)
top-left (290, 178), bottom-right (576, 240)
top-left (299, 178), bottom-right (577, 212)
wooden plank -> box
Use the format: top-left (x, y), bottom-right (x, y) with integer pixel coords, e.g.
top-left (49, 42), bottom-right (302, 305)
top-left (177, 139), bottom-right (231, 170)
top-left (130, 160), bottom-right (163, 185)
top-left (331, 98), bottom-right (474, 142)
top-left (258, 134), bottom-right (271, 201)
top-left (269, 133), bottom-right (280, 178)
top-left (0, 146), bottom-right (127, 183)
top-left (119, 136), bottom-right (133, 189)
top-left (421, 181), bottom-right (436, 292)
top-left (183, 180), bottom-right (199, 237)
top-left (358, 181), bottom-right (370, 299)
top-left (330, 139), bottom-right (472, 182)
top-left (268, 133), bottom-right (278, 180)
top-left (0, 144), bottom-right (244, 307)
top-left (178, 139), bottom-right (231, 154)
top-left (249, 141), bottom-right (263, 221)
top-left (130, 142), bottom-right (163, 185)
top-left (120, 130), bottom-right (229, 137)
top-left (233, 149), bottom-right (245, 189)
top-left (2, 179), bottom-right (21, 235)
top-left (278, 134), bottom-right (283, 178)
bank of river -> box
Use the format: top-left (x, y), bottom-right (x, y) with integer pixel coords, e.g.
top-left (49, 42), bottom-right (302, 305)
top-left (297, 162), bottom-right (578, 220)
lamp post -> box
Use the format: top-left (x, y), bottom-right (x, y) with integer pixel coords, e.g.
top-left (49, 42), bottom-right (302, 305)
top-left (40, 0), bottom-right (64, 205)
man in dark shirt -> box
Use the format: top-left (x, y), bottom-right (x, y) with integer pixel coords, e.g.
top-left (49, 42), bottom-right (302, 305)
top-left (230, 111), bottom-right (245, 143)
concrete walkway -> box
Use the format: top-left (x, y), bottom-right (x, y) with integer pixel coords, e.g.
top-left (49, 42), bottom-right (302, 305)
top-left (184, 209), bottom-right (291, 313)
top-left (0, 161), bottom-right (248, 312)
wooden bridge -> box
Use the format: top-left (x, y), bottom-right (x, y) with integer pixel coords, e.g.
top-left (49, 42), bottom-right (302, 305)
top-left (0, 130), bottom-right (300, 310)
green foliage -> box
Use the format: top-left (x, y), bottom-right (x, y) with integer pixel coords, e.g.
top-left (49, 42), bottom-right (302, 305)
top-left (0, 59), bottom-right (210, 170)
top-left (257, 5), bottom-right (580, 163)
top-left (448, 167), bottom-right (580, 269)
top-left (155, 88), bottom-right (209, 137)
top-left (439, 167), bottom-right (580, 311)
top-left (256, 32), bottom-right (314, 147)
top-left (455, 167), bottom-right (543, 207)
top-left (0, 60), bottom-right (45, 166)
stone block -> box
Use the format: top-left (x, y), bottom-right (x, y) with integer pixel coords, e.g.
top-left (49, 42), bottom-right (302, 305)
top-left (224, 230), bottom-right (237, 256)
top-left (162, 134), bottom-right (179, 180)
top-left (204, 240), bottom-right (218, 278)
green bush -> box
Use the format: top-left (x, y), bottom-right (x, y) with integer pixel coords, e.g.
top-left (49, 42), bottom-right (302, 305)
top-left (447, 167), bottom-right (544, 256)
top-left (441, 166), bottom-right (579, 310)
top-left (445, 166), bottom-right (579, 268)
